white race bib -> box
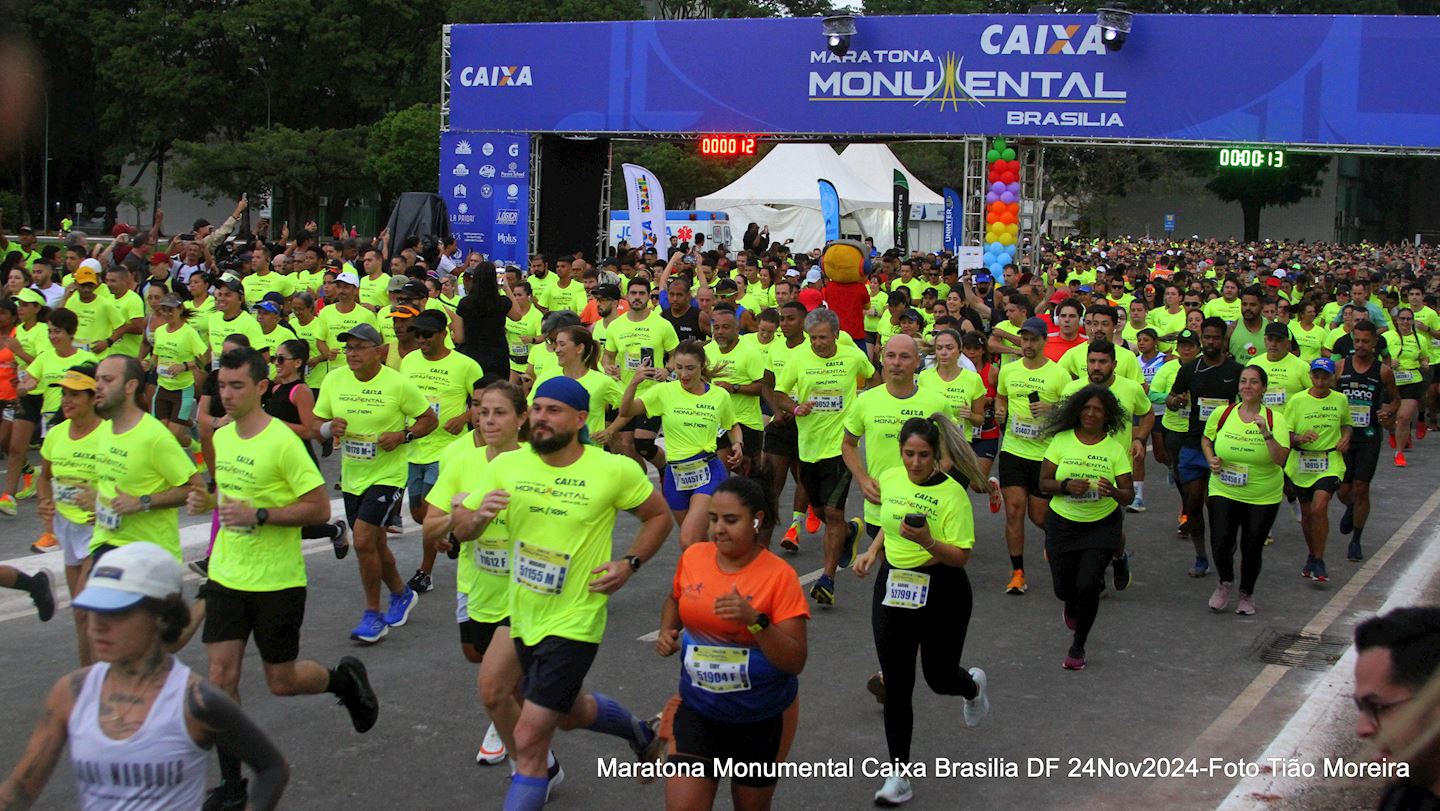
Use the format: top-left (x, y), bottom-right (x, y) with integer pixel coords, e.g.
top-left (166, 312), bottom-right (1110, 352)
top-left (53, 481), bottom-right (83, 507)
top-left (1067, 483), bottom-right (1101, 503)
top-left (514, 541), bottom-right (570, 596)
top-left (1350, 404), bottom-right (1372, 428)
top-left (1299, 450), bottom-right (1330, 474)
top-left (672, 458), bottom-right (712, 491)
top-left (96, 499), bottom-right (122, 531)
top-left (157, 364), bottom-right (177, 379)
top-left (810, 389), bottom-right (844, 412)
top-left (1011, 419), bottom-right (1042, 439)
top-left (882, 569), bottom-right (932, 609)
top-left (1262, 388), bottom-right (1287, 406)
top-left (1199, 397), bottom-right (1227, 421)
top-left (1396, 369), bottom-right (1419, 385)
top-left (474, 540), bottom-right (510, 576)
top-left (684, 645), bottom-right (752, 694)
top-left (1219, 462), bottom-right (1249, 488)
top-left (342, 435), bottom-right (378, 460)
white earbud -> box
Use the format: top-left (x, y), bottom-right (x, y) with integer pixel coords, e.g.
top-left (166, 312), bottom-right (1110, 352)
top-left (753, 519), bottom-right (760, 530)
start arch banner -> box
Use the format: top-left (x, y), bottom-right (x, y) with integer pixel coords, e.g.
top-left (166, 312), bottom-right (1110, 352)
top-left (445, 14), bottom-right (1440, 150)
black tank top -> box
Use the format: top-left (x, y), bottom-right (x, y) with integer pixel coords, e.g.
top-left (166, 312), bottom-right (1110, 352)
top-left (1337, 356), bottom-right (1383, 443)
top-left (264, 379), bottom-right (317, 462)
top-left (664, 304), bottom-right (703, 345)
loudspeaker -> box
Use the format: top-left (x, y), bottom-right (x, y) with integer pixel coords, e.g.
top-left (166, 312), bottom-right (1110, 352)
top-left (537, 136), bottom-right (610, 263)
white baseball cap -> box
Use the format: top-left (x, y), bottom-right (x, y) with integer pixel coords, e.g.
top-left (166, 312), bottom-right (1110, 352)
top-left (784, 268), bottom-right (800, 278)
top-left (804, 268), bottom-right (822, 285)
top-left (74, 542), bottom-right (183, 613)
top-left (335, 272), bottom-right (360, 287)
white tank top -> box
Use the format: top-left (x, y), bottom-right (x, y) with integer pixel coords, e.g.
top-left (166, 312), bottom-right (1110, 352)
top-left (68, 659), bottom-right (207, 811)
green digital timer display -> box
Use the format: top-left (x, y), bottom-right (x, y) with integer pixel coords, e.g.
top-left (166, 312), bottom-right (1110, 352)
top-left (1218, 148), bottom-right (1287, 169)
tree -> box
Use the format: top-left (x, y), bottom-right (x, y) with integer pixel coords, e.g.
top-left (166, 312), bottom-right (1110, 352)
top-left (610, 141), bottom-right (762, 209)
top-left (366, 104), bottom-right (441, 206)
top-left (1179, 151), bottom-right (1330, 242)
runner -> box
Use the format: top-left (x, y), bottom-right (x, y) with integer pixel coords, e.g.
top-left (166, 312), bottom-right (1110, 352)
top-left (1285, 357), bottom-right (1353, 584)
top-left (36, 364), bottom-right (101, 660)
top-left (1383, 307), bottom-right (1426, 467)
top-left (145, 294), bottom-right (206, 447)
top-left (761, 302), bottom-right (816, 550)
top-left (994, 317), bottom-right (1070, 595)
top-left (187, 347), bottom-right (378, 809)
top-left (1289, 300), bottom-right (1329, 365)
top-left (401, 309), bottom-right (484, 593)
top-left (1058, 305), bottom-right (1142, 384)
top-left (506, 283), bottom-right (542, 384)
top-left (705, 304), bottom-right (767, 476)
top-left (602, 277), bottom-right (679, 474)
top-left (205, 275), bottom-right (267, 369)
top-left (1336, 321), bottom-right (1400, 562)
top-left (312, 322), bottom-right (438, 643)
top-left (1166, 317), bottom-right (1244, 578)
top-left (263, 339), bottom-right (349, 558)
top-left (313, 271), bottom-right (378, 373)
top-left (852, 413), bottom-right (991, 805)
top-left (655, 475), bottom-right (809, 811)
top-left (771, 307), bottom-right (875, 606)
top-left (1226, 286), bottom-right (1269, 365)
top-left (958, 331), bottom-right (1002, 488)
top-left (1039, 384), bottom-right (1135, 670)
top-left (1201, 365), bottom-right (1291, 614)
top-left (453, 376), bottom-right (672, 811)
top-left (62, 263), bottom-right (120, 355)
top-left (619, 339), bottom-right (741, 548)
top-left (0, 543), bottom-right (289, 811)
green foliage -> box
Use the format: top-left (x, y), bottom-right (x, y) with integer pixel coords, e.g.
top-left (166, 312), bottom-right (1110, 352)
top-left (366, 104), bottom-right (441, 200)
top-left (171, 126), bottom-right (369, 210)
top-left (447, 0), bottom-right (644, 21)
top-left (1177, 151), bottom-right (1330, 241)
top-left (105, 175), bottom-right (148, 215)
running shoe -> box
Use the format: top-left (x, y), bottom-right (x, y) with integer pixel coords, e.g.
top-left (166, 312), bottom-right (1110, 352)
top-left (407, 569), bottom-right (434, 594)
top-left (1340, 505), bottom-right (1354, 536)
top-left (1062, 648), bottom-right (1087, 671)
top-left (202, 779), bottom-right (248, 811)
top-left (1235, 591), bottom-right (1256, 616)
top-left (1420, 421), bottom-right (1429, 441)
top-left (810, 574), bottom-right (835, 606)
top-left (1188, 557), bottom-right (1209, 578)
top-left (1348, 541), bottom-right (1364, 562)
top-left (1062, 603), bottom-right (1077, 631)
top-left (805, 505), bottom-right (822, 534)
top-left (1396, 451), bottom-right (1408, 467)
top-left (1111, 552), bottom-right (1131, 591)
top-left (1005, 569), bottom-right (1027, 595)
top-left (838, 518), bottom-right (862, 570)
top-left (987, 477), bottom-right (1002, 513)
top-left (476, 722), bottom-right (507, 765)
top-left (963, 668), bottom-right (989, 728)
top-left (780, 525), bottom-right (800, 552)
top-left (1208, 581), bottom-right (1233, 613)
top-left (545, 756), bottom-right (565, 801)
top-left (633, 715), bottom-right (665, 784)
top-left (866, 672), bottom-right (886, 704)
top-left (384, 588), bottom-right (419, 627)
top-left (874, 775), bottom-right (914, 807)
top-left (1125, 496), bottom-right (1147, 514)
top-left (1311, 558), bottom-right (1329, 583)
top-left (15, 472), bottom-right (37, 500)
top-left (188, 557), bottom-right (210, 578)
top-left (350, 610), bottom-right (389, 644)
top-left (1175, 513), bottom-right (1187, 538)
top-left (1302, 555), bottom-right (1315, 579)
top-left (30, 532), bottom-right (58, 553)
top-left (30, 570), bottom-right (55, 622)
top-left (333, 656), bottom-right (379, 733)
top-left (332, 520), bottom-right (350, 560)
top-left (0, 494), bottom-right (16, 516)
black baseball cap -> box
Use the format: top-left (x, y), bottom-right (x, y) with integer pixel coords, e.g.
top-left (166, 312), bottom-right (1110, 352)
top-left (593, 283), bottom-right (622, 301)
top-left (1175, 328), bottom-right (1200, 345)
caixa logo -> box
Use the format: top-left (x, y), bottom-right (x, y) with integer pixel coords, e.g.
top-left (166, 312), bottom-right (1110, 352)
top-left (495, 210), bottom-right (520, 225)
top-left (458, 66), bottom-right (533, 87)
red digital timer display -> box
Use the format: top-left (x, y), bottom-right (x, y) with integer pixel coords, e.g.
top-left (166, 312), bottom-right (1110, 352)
top-left (699, 135), bottom-right (757, 157)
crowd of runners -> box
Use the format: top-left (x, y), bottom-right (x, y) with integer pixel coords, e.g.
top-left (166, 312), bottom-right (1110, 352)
top-left (0, 213), bottom-right (1438, 809)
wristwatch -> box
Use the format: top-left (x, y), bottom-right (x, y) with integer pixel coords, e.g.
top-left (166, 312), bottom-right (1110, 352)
top-left (624, 554), bottom-right (643, 572)
top-left (404, 430), bottom-right (415, 444)
top-left (747, 613), bottom-right (771, 635)
top-left (139, 494), bottom-right (152, 512)
top-left (255, 508), bottom-right (270, 526)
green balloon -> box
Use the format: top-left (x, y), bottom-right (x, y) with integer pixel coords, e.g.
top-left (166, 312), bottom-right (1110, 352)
top-left (986, 149), bottom-right (1000, 162)
top-left (1002, 148), bottom-right (1016, 161)
top-left (993, 137), bottom-right (1007, 151)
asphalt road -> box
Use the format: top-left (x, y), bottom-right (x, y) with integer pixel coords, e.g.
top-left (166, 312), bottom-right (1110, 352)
top-left (1, 434), bottom-right (1437, 810)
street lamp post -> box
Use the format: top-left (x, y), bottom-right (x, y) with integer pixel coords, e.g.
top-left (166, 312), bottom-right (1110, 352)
top-left (40, 82), bottom-right (49, 233)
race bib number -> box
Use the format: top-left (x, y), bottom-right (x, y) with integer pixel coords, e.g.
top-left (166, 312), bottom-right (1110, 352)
top-left (157, 364), bottom-right (177, 379)
top-left (684, 645), bottom-right (752, 694)
top-left (882, 569), bottom-right (932, 609)
top-left (1199, 398), bottom-right (1227, 420)
top-left (1219, 462), bottom-right (1249, 488)
top-left (1262, 388), bottom-right (1287, 407)
top-left (1067, 482), bottom-right (1101, 503)
top-left (1177, 405), bottom-right (1192, 420)
top-left (428, 398), bottom-right (441, 417)
top-left (1350, 404), bottom-right (1372, 428)
top-left (810, 389), bottom-right (844, 412)
top-left (53, 481), bottom-right (83, 508)
top-left (96, 499), bottom-right (122, 531)
top-left (509, 338), bottom-right (526, 356)
top-left (342, 434), bottom-right (378, 461)
top-left (1299, 450), bottom-right (1330, 474)
top-left (1011, 419), bottom-right (1042, 439)
top-left (625, 354), bottom-right (642, 371)
top-left (672, 458), bottom-right (712, 491)
top-left (474, 541), bottom-right (510, 576)
top-left (514, 541), bottom-right (570, 596)
top-left (1395, 369), bottom-right (1418, 385)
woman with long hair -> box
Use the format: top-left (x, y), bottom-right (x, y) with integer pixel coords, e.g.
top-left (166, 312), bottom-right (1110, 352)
top-left (1384, 307), bottom-right (1426, 467)
top-left (1289, 299), bottom-right (1328, 365)
top-left (549, 324), bottom-right (622, 442)
top-left (852, 412), bottom-right (991, 806)
top-left (145, 294), bottom-right (207, 448)
top-left (656, 473), bottom-right (809, 811)
top-left (0, 542), bottom-right (289, 809)
top-left (620, 339), bottom-right (742, 547)
top-left (265, 338), bottom-right (349, 557)
top-left (1202, 364), bottom-right (1290, 614)
top-left (1040, 385), bottom-right (1135, 671)
top-left (5, 309), bottom-right (95, 521)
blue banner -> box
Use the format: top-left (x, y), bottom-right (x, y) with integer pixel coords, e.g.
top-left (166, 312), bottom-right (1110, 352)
top-left (439, 132), bottom-right (529, 265)
top-left (447, 15), bottom-right (1440, 149)
top-left (942, 187), bottom-right (961, 251)
top-left (818, 179), bottom-right (841, 243)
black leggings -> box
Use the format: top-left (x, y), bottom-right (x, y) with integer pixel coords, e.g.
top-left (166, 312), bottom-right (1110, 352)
top-left (1047, 546), bottom-right (1111, 654)
top-left (871, 560), bottom-right (977, 764)
top-left (1207, 496), bottom-right (1279, 594)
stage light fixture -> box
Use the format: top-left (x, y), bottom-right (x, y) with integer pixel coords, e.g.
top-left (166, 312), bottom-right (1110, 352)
top-left (822, 15), bottom-right (856, 58)
top-left (1097, 5), bottom-right (1134, 52)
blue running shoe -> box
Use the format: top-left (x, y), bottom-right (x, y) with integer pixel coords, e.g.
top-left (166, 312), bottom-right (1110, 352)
top-left (350, 610), bottom-right (388, 644)
top-left (1348, 541), bottom-right (1363, 562)
top-left (384, 588), bottom-right (419, 627)
top-left (810, 574), bottom-right (835, 606)
top-left (1311, 558), bottom-right (1329, 583)
top-left (838, 518), bottom-right (863, 569)
top-left (1302, 555), bottom-right (1315, 580)
top-left (1187, 557), bottom-right (1209, 578)
top-left (1339, 506), bottom-right (1354, 536)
